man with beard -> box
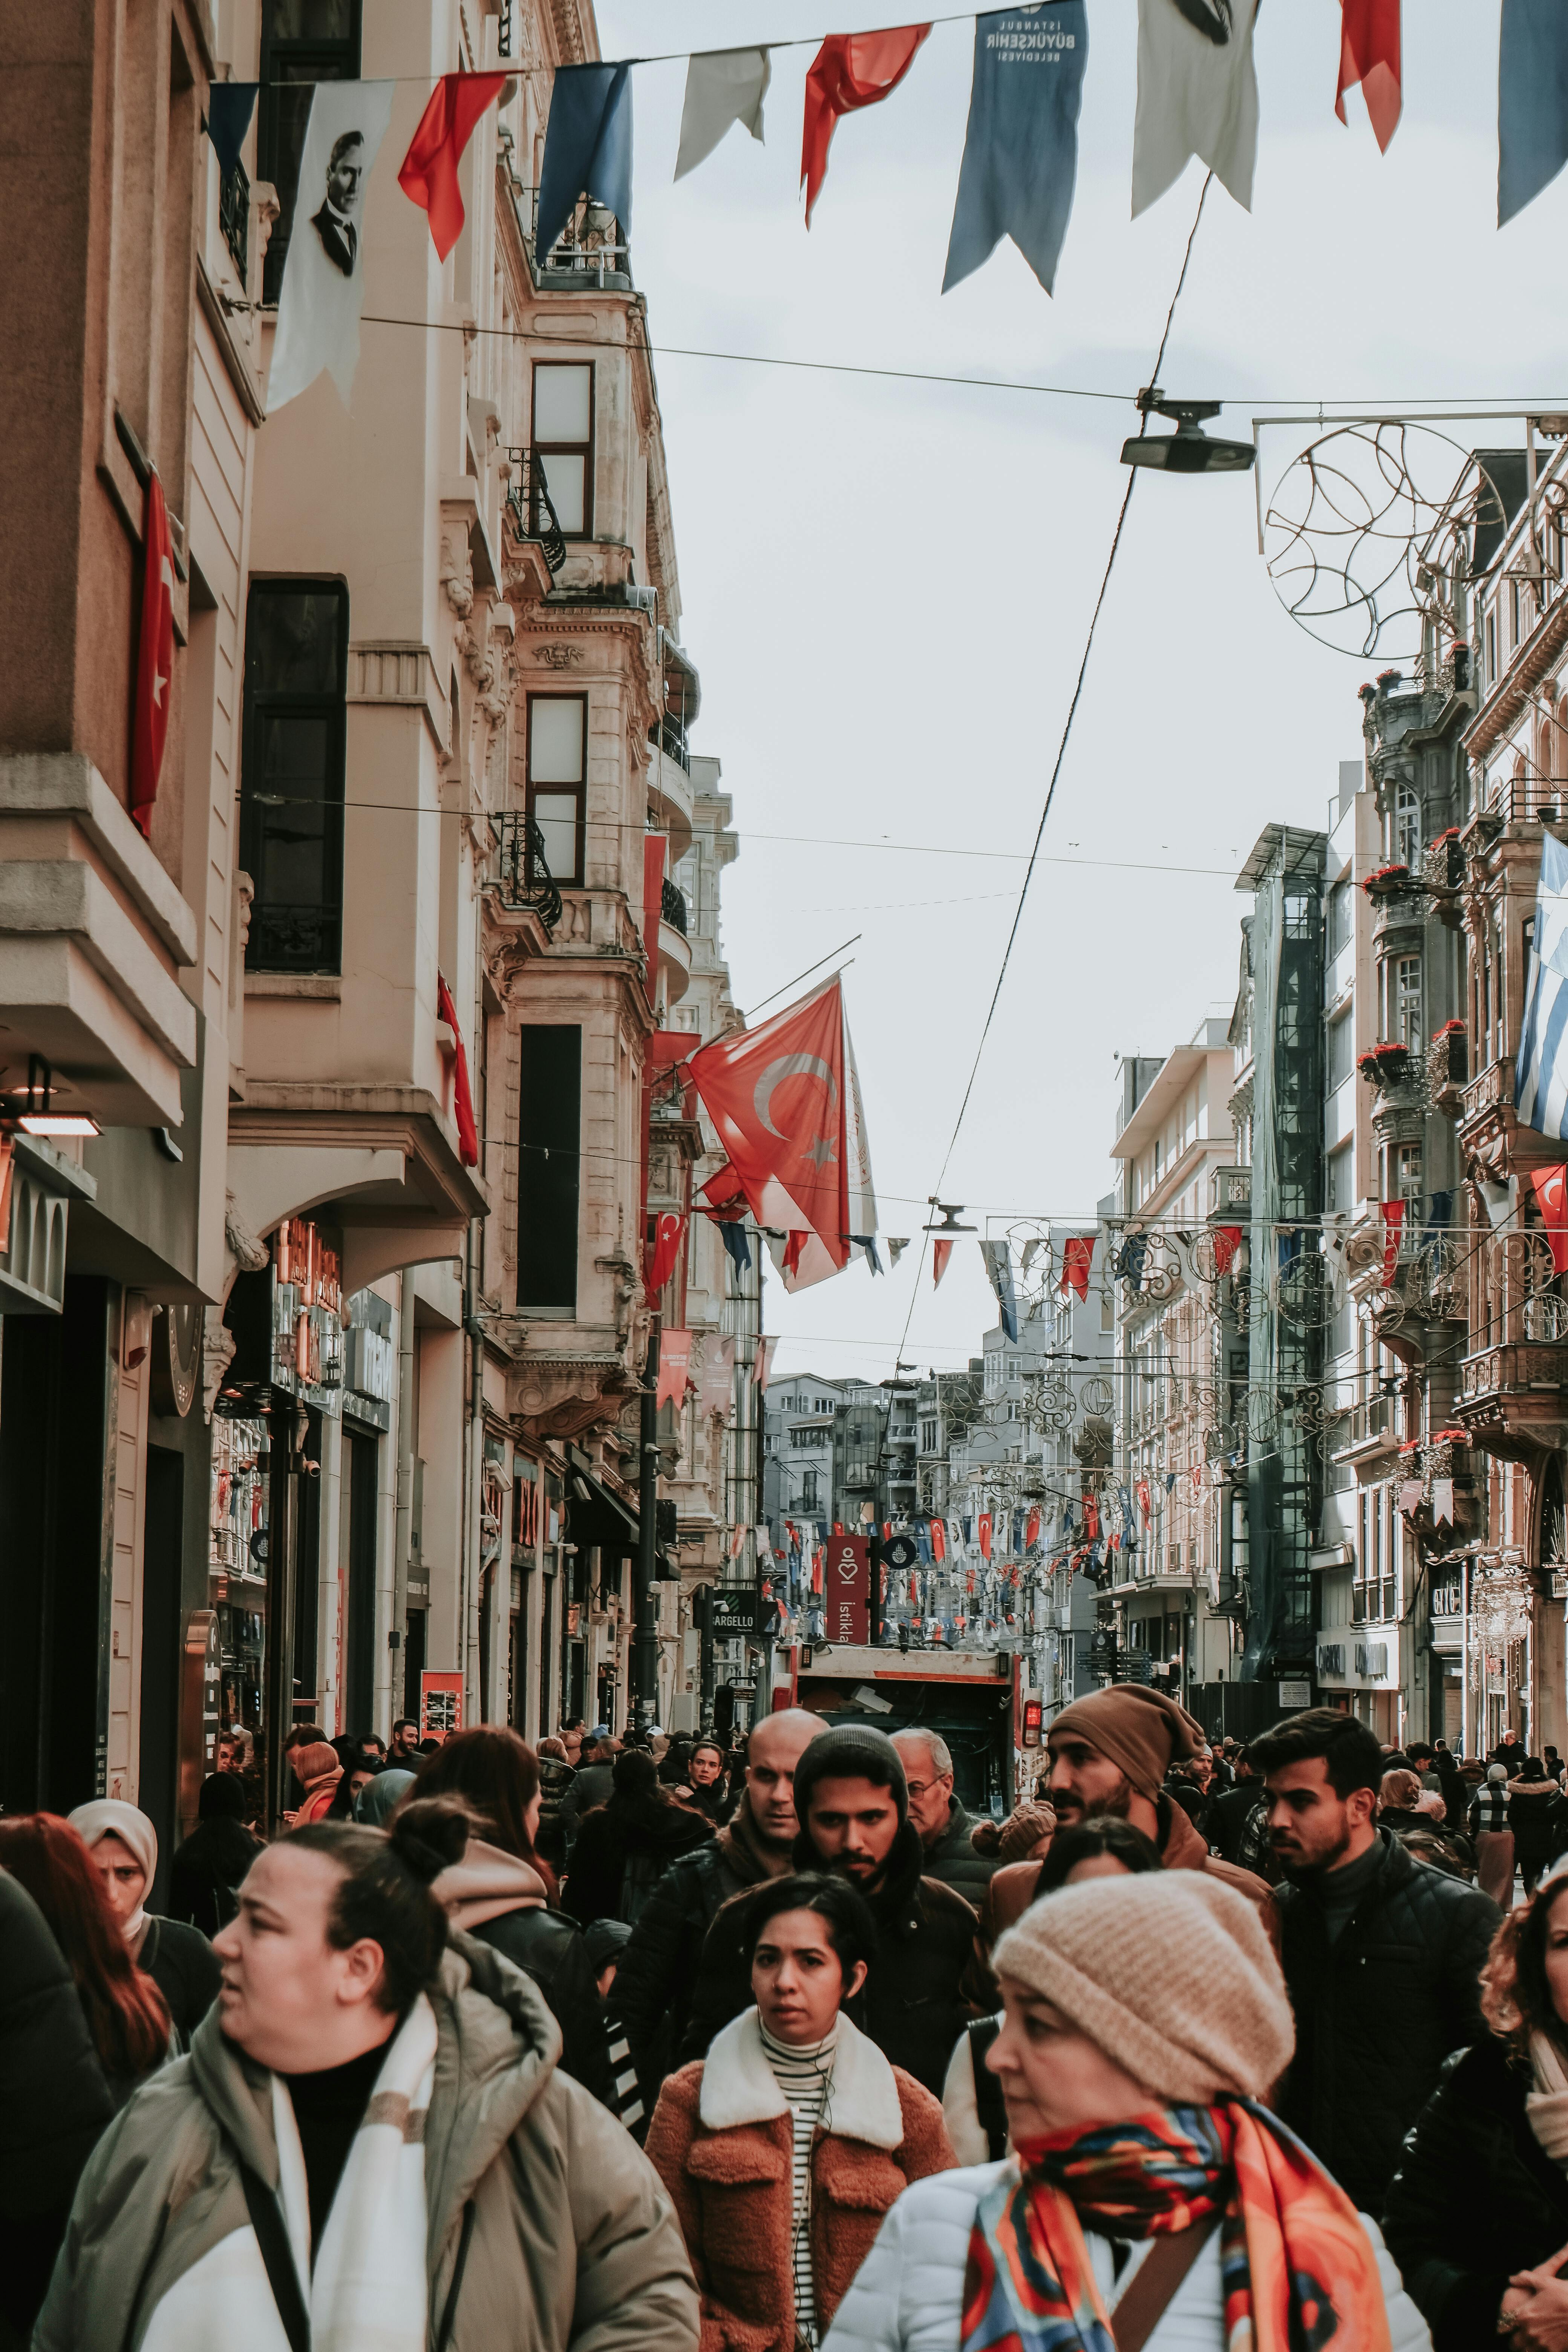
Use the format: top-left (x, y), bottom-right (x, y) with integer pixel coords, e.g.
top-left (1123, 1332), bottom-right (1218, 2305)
top-left (676, 1725), bottom-right (993, 2095)
top-left (1251, 1706), bottom-right (1500, 2217)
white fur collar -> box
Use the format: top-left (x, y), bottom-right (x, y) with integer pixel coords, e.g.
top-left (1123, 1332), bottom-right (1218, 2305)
top-left (697, 2006), bottom-right (904, 2148)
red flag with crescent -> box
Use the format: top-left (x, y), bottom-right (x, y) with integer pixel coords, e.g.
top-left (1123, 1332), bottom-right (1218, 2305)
top-left (687, 977), bottom-right (876, 1287)
top-left (647, 1211), bottom-right (684, 1296)
top-left (931, 1517), bottom-right (946, 1563)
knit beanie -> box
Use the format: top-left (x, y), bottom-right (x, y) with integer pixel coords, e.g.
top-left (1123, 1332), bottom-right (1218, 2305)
top-left (997, 1801), bottom-right (1057, 1865)
top-left (1049, 1686), bottom-right (1204, 1801)
top-left (791, 1725), bottom-right (908, 1828)
top-left (993, 1872), bottom-right (1293, 2104)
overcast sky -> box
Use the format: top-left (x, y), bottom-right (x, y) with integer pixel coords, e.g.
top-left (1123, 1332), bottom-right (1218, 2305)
top-left (594, 0), bottom-right (1568, 1387)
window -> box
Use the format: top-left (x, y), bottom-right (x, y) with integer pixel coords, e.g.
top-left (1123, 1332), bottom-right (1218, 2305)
top-left (802, 1470), bottom-right (818, 1513)
top-left (1327, 1009), bottom-right (1354, 1091)
top-left (1394, 786), bottom-right (1421, 869)
top-left (517, 1026), bottom-right (580, 1313)
top-left (527, 695), bottom-right (586, 887)
top-left (1395, 1142), bottom-right (1423, 1203)
top-left (1326, 1139), bottom-right (1353, 1214)
top-left (258, 0), bottom-right (362, 307)
top-left (1328, 877), bottom-right (1353, 959)
top-left (533, 362), bottom-right (594, 537)
top-left (241, 581), bottom-right (349, 972)
top-left (1487, 607), bottom-right (1498, 683)
top-left (1378, 952), bottom-right (1422, 1049)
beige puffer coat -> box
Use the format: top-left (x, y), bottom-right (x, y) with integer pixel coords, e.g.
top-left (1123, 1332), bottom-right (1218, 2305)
top-left (34, 1931), bottom-right (699, 2352)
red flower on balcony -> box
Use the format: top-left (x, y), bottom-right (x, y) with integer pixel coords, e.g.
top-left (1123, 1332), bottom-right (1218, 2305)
top-left (1358, 1041), bottom-right (1413, 1090)
top-left (1362, 862), bottom-right (1412, 899)
top-left (1432, 1018), bottom-right (1466, 1040)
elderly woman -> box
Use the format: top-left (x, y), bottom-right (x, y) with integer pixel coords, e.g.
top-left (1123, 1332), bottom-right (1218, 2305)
top-left (825, 1871), bottom-right (1429, 2352)
top-left (1385, 1859), bottom-right (1568, 2349)
top-left (67, 1798), bottom-right (221, 2045)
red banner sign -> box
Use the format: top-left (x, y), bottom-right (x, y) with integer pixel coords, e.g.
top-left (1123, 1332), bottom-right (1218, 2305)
top-left (829, 1533), bottom-right (869, 1645)
top-left (420, 1671), bottom-right (463, 1743)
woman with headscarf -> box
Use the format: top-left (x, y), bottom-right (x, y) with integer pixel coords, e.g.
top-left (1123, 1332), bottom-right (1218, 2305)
top-left (167, 1774), bottom-right (265, 1938)
top-left (824, 1871), bottom-right (1429, 2352)
top-left (564, 1748), bottom-right (714, 1928)
top-left (289, 1738), bottom-right (345, 1824)
top-left (355, 1764), bottom-right (416, 1826)
top-left (67, 1798), bottom-right (222, 2044)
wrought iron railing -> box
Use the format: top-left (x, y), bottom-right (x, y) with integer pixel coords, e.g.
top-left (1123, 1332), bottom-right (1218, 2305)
top-left (651, 714), bottom-right (691, 773)
top-left (521, 188), bottom-right (629, 282)
top-left (661, 876), bottom-right (688, 936)
top-left (488, 813), bottom-right (562, 933)
top-left (503, 450), bottom-right (567, 576)
top-left (220, 155), bottom-right (250, 281)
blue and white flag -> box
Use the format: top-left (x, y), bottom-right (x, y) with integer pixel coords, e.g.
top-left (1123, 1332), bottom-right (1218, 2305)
top-left (1499, 0), bottom-right (1568, 226)
top-left (980, 1238), bottom-right (1020, 1341)
top-left (1515, 830), bottom-right (1568, 1137)
top-left (943, 5), bottom-right (1087, 295)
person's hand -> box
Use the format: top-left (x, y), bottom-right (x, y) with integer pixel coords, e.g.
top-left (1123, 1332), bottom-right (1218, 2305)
top-left (1502, 2253), bottom-right (1568, 2348)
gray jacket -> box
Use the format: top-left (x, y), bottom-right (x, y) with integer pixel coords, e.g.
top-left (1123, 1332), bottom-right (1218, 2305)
top-left (35, 1931), bottom-right (698, 2352)
top-left (917, 1801), bottom-right (997, 1904)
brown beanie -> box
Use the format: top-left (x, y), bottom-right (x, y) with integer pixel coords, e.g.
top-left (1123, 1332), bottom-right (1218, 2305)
top-left (997, 1801), bottom-right (1057, 1865)
top-left (292, 1741), bottom-right (343, 1791)
top-left (1049, 1686), bottom-right (1204, 1801)
top-left (993, 1872), bottom-right (1293, 2104)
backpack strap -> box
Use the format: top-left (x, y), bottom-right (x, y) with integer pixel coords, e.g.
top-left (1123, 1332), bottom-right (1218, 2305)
top-left (237, 2158), bottom-right (311, 2352)
top-left (1109, 2213), bottom-right (1221, 2352)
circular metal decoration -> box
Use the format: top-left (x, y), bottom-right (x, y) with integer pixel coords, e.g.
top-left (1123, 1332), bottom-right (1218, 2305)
top-left (1246, 1387), bottom-right (1280, 1443)
top-left (1364, 1284), bottom-right (1407, 1329)
top-left (1263, 421), bottom-right (1508, 665)
top-left (1278, 1254), bottom-right (1332, 1329)
top-left (1415, 1235), bottom-right (1465, 1321)
top-left (1081, 1375), bottom-right (1115, 1418)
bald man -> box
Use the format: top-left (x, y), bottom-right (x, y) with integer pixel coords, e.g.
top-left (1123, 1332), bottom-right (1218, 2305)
top-left (613, 1706), bottom-right (828, 2110)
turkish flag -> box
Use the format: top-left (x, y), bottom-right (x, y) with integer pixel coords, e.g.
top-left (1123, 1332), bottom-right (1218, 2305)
top-left (1060, 1236), bottom-right (1095, 1301)
top-left (977, 1511), bottom-right (992, 1560)
top-left (1136, 1478), bottom-right (1152, 1519)
top-left (130, 472), bottom-right (176, 840)
top-left (930, 1517), bottom-right (946, 1563)
top-left (1336, 0), bottom-right (1401, 153)
top-left (399, 72), bottom-right (508, 259)
top-left (1025, 1506), bottom-right (1040, 1550)
top-left (687, 977), bottom-right (876, 1279)
top-left (801, 26), bottom-right (931, 224)
top-left (647, 1210), bottom-right (684, 1296)
top-left (436, 974), bottom-right (480, 1166)
top-left (1529, 1165), bottom-right (1568, 1273)
top-left (1084, 1496), bottom-right (1099, 1540)
top-left (1212, 1226), bottom-right (1243, 1275)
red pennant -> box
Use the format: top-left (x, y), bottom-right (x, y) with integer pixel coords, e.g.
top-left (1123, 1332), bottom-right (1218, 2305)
top-left (1060, 1236), bottom-right (1095, 1301)
top-left (801, 26), bottom-right (931, 224)
top-left (1136, 1478), bottom-right (1152, 1519)
top-left (784, 1230), bottom-right (809, 1276)
top-left (1084, 1496), bottom-right (1099, 1540)
top-left (1212, 1226), bottom-right (1242, 1275)
top-left (1528, 1165), bottom-right (1568, 1274)
top-left (932, 1237), bottom-right (953, 1288)
top-left (647, 1210), bottom-right (684, 1295)
top-left (1025, 1506), bottom-right (1040, 1550)
top-left (977, 1511), bottom-right (992, 1560)
top-left (656, 1330), bottom-right (694, 1413)
top-left (398, 72), bottom-right (508, 259)
top-left (1336, 0), bottom-right (1401, 154)
top-left (130, 473), bottom-right (176, 840)
top-left (436, 974), bottom-right (479, 1167)
top-left (931, 1518), bottom-right (946, 1563)
top-left (1381, 1198), bottom-right (1405, 1286)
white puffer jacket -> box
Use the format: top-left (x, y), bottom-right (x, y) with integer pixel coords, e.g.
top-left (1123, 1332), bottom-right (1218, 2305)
top-left (820, 2162), bottom-right (1432, 2352)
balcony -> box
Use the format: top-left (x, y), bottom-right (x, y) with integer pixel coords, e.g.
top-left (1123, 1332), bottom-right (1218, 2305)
top-left (1458, 1053), bottom-right (1566, 1175)
top-left (501, 450), bottom-right (566, 601)
top-left (1427, 1022), bottom-right (1467, 1117)
top-left (657, 877), bottom-right (692, 1005)
top-left (519, 188), bottom-right (630, 290)
top-left (661, 877), bottom-right (688, 937)
top-left (646, 740), bottom-right (693, 862)
top-left (487, 813), bottom-right (561, 936)
top-left (1334, 1392), bottom-right (1400, 1470)
top-left (1458, 1339), bottom-right (1568, 1457)
top-left (219, 154), bottom-right (249, 280)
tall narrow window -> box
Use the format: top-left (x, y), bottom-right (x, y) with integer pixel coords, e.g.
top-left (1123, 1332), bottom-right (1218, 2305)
top-left (1394, 953), bottom-right (1423, 1048)
top-left (518, 1026), bottom-right (580, 1314)
top-left (1394, 786), bottom-right (1421, 868)
top-left (527, 695), bottom-right (586, 887)
top-left (532, 362), bottom-right (594, 537)
top-left (259, 0), bottom-right (362, 306)
top-left (240, 581), bottom-right (349, 972)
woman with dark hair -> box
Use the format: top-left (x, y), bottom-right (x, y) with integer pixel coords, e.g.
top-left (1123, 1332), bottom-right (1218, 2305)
top-left (167, 1774), bottom-right (266, 1938)
top-left (414, 1726), bottom-right (614, 2108)
top-left (565, 1749), bottom-right (714, 1928)
top-left (0, 1815), bottom-right (172, 2107)
top-left (66, 1798), bottom-right (223, 2044)
top-left (646, 1874), bottom-right (952, 2352)
top-left (672, 1738), bottom-right (733, 1828)
top-left (35, 1799), bottom-right (700, 2352)
top-left (1385, 1860), bottom-right (1568, 2348)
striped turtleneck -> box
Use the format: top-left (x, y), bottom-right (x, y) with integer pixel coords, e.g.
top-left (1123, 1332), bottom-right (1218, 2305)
top-left (758, 2014), bottom-right (839, 2348)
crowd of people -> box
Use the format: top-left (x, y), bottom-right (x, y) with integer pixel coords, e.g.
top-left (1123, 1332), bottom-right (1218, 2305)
top-left (6, 1692), bottom-right (1568, 2349)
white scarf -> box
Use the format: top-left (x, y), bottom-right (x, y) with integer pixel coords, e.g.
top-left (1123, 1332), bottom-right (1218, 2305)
top-left (142, 1995), bottom-right (438, 2352)
top-left (1527, 2030), bottom-right (1568, 2166)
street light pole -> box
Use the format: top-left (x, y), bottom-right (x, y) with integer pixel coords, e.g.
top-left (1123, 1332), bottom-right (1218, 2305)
top-left (635, 1317), bottom-right (661, 1730)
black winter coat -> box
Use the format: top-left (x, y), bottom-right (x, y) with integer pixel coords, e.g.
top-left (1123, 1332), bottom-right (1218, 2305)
top-left (468, 1902), bottom-right (616, 2111)
top-left (563, 1801), bottom-right (713, 1929)
top-left (614, 1805), bottom-right (777, 2100)
top-left (1507, 1780), bottom-right (1568, 1867)
top-left (1383, 2036), bottom-right (1568, 2350)
top-left (167, 1818), bottom-right (264, 1940)
top-left (1274, 1827), bottom-right (1501, 2214)
top-left (920, 1800), bottom-right (999, 1904)
top-left (136, 1914), bottom-right (223, 2047)
top-left (677, 1821), bottom-right (994, 2098)
top-left (0, 1872), bottom-right (115, 2344)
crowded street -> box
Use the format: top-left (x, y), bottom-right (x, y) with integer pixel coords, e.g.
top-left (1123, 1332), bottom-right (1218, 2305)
top-left (8, 0), bottom-right (1568, 2345)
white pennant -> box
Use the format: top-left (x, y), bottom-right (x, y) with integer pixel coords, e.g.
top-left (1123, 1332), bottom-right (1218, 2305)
top-left (268, 80), bottom-right (395, 412)
top-left (674, 47), bottom-right (771, 181)
top-left (1132, 0), bottom-right (1258, 219)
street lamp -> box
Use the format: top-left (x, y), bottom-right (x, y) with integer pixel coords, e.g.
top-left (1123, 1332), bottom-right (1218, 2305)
top-left (1122, 390), bottom-right (1256, 476)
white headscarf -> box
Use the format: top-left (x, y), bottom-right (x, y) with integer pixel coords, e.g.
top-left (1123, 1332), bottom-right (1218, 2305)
top-left (67, 1799), bottom-right (158, 1944)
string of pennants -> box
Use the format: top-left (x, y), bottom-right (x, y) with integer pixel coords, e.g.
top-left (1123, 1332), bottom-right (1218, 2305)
top-left (202, 2), bottom-right (1568, 417)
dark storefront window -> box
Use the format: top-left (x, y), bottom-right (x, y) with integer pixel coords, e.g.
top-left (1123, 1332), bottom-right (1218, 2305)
top-left (518, 1025), bottom-right (580, 1312)
top-left (259, 0), bottom-right (363, 305)
top-left (241, 581), bottom-right (349, 972)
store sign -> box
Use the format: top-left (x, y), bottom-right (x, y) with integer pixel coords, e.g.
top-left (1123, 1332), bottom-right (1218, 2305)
top-left (344, 1322), bottom-right (395, 1430)
top-left (830, 1534), bottom-right (869, 1646)
top-left (271, 1219), bottom-right (344, 1409)
top-left (1021, 1698), bottom-right (1043, 1750)
top-left (420, 1671), bottom-right (463, 1742)
top-left (710, 1588), bottom-right (761, 1638)
top-left (1278, 1678), bottom-right (1312, 1708)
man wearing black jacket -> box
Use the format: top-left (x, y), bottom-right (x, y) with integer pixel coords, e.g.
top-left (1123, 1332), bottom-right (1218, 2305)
top-left (614, 1707), bottom-right (826, 2103)
top-left (1250, 1706), bottom-right (1501, 2216)
top-left (675, 1723), bottom-right (994, 2097)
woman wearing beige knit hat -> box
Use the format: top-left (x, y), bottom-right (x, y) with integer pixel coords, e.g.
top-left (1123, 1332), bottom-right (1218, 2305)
top-left (823, 1872), bottom-right (1430, 2352)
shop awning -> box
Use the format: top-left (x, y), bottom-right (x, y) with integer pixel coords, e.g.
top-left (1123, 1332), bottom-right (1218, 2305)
top-left (564, 1447), bottom-right (640, 1556)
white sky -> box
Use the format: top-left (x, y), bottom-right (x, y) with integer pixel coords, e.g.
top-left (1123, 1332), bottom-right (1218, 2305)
top-left (593, 0), bottom-right (1568, 1386)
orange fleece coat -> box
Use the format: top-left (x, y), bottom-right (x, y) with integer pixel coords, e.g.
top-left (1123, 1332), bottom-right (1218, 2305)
top-left (646, 2022), bottom-right (954, 2352)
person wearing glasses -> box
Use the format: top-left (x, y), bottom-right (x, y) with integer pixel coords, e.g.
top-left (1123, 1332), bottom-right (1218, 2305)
top-left (890, 1729), bottom-right (997, 1903)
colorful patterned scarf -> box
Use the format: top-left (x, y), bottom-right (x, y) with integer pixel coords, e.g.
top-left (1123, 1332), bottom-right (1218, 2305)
top-left (960, 2101), bottom-right (1392, 2352)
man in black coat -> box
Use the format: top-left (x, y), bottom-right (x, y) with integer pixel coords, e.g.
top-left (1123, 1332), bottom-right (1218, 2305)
top-left (677, 1723), bottom-right (995, 2096)
top-left (0, 1872), bottom-right (115, 2346)
top-left (1250, 1705), bottom-right (1501, 2216)
top-left (614, 1707), bottom-right (828, 2104)
top-left (890, 1726), bottom-right (998, 1904)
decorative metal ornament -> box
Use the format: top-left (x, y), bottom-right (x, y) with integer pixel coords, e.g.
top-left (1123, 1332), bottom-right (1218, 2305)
top-left (1277, 1253), bottom-right (1333, 1330)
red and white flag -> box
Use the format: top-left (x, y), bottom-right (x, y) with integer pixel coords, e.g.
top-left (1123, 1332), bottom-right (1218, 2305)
top-left (1060, 1236), bottom-right (1095, 1301)
top-left (436, 974), bottom-right (480, 1166)
top-left (977, 1511), bottom-right (992, 1560)
top-left (688, 977), bottom-right (876, 1291)
top-left (1336, 0), bottom-right (1401, 153)
top-left (1528, 1165), bottom-right (1568, 1274)
top-left (700, 1334), bottom-right (736, 1416)
top-left (647, 1210), bottom-right (684, 1296)
top-left (1380, 1198), bottom-right (1405, 1286)
top-left (130, 473), bottom-right (176, 841)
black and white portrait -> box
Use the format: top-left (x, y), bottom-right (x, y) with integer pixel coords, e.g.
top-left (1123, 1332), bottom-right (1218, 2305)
top-left (268, 81), bottom-right (392, 413)
top-left (312, 130), bottom-right (366, 277)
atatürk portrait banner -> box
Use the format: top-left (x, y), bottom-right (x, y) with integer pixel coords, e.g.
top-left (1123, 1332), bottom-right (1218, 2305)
top-left (268, 80), bottom-right (394, 413)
